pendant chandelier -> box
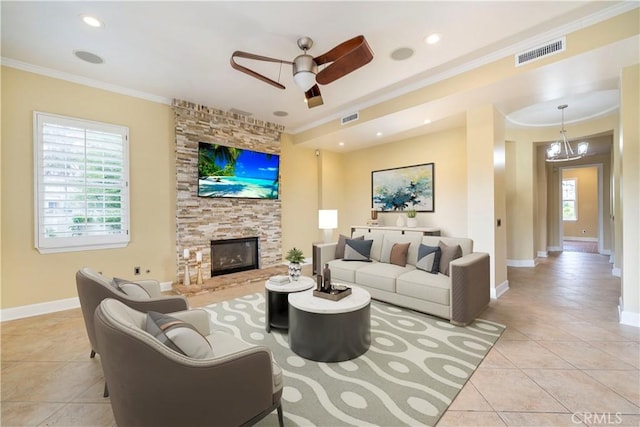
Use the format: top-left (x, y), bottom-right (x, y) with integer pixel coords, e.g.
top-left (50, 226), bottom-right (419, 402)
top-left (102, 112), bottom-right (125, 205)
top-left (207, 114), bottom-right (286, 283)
top-left (546, 104), bottom-right (588, 162)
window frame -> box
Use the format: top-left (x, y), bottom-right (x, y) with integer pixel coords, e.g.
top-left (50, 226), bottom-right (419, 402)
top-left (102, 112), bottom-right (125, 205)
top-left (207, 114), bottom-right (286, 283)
top-left (33, 111), bottom-right (130, 253)
top-left (562, 177), bottom-right (578, 221)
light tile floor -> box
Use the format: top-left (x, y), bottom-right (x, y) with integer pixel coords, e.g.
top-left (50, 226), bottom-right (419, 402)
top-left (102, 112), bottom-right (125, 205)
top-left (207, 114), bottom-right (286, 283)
top-left (1, 251), bottom-right (638, 426)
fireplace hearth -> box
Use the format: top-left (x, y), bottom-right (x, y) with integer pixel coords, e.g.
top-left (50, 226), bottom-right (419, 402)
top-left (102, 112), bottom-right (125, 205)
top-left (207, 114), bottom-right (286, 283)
top-left (210, 237), bottom-right (260, 276)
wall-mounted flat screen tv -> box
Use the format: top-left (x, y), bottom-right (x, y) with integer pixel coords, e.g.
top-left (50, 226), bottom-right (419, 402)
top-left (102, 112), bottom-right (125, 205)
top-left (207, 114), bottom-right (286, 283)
top-left (198, 142), bottom-right (280, 199)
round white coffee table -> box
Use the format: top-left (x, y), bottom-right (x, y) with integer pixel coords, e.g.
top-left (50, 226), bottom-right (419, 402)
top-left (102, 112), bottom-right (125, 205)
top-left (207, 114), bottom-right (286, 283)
top-left (264, 276), bottom-right (314, 332)
top-left (288, 286), bottom-right (371, 362)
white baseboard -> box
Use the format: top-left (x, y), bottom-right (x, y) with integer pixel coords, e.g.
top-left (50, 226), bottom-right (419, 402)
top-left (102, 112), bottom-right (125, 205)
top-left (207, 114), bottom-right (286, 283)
top-left (0, 297), bottom-right (80, 322)
top-left (619, 299), bottom-right (640, 328)
top-left (507, 259), bottom-right (536, 267)
top-left (600, 249), bottom-right (611, 256)
top-left (537, 251), bottom-right (548, 258)
top-left (548, 246), bottom-right (562, 252)
top-left (612, 267), bottom-right (622, 277)
top-left (1, 280), bottom-right (176, 322)
top-left (563, 237), bottom-right (598, 242)
top-left (491, 280), bottom-right (509, 299)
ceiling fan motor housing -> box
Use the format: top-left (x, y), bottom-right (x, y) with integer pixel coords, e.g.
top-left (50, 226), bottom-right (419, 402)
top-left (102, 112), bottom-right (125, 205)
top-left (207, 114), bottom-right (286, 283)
top-left (292, 54), bottom-right (318, 91)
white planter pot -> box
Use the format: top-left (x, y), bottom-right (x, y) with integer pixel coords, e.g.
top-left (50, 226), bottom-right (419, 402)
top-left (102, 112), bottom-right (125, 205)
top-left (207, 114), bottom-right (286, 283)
top-left (288, 263), bottom-right (302, 281)
top-left (406, 218), bottom-right (418, 228)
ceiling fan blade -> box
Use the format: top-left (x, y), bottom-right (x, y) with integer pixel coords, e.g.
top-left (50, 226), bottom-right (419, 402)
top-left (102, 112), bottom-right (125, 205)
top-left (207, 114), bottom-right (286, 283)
top-left (305, 85), bottom-right (323, 109)
top-left (314, 35), bottom-right (374, 85)
top-left (230, 51), bottom-right (292, 90)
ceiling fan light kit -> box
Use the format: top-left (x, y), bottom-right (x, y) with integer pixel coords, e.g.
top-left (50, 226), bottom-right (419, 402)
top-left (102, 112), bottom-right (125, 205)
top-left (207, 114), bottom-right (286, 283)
top-left (230, 35), bottom-right (374, 109)
top-left (546, 104), bottom-right (588, 162)
top-left (292, 54), bottom-right (318, 91)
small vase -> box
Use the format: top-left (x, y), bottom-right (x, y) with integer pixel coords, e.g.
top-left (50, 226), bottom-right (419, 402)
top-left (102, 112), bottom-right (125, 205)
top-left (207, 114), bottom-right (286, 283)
top-left (288, 263), bottom-right (302, 281)
top-left (396, 215), bottom-right (405, 227)
top-left (407, 218), bottom-right (418, 228)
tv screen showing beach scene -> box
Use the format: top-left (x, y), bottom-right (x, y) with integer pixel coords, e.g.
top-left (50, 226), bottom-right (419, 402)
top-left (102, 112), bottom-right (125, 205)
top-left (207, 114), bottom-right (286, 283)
top-left (197, 142), bottom-right (280, 199)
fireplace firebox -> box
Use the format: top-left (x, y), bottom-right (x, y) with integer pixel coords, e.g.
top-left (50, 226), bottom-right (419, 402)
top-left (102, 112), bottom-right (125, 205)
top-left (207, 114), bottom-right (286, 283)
top-left (210, 237), bottom-right (260, 276)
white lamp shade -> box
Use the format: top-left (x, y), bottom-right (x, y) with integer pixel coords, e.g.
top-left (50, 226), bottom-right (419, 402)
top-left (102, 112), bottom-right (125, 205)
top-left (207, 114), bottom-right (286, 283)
top-left (318, 209), bottom-right (338, 229)
top-left (293, 71), bottom-right (316, 92)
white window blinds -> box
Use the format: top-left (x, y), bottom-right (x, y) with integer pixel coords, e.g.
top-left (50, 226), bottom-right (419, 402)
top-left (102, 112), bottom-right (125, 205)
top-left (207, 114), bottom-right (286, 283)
top-left (34, 112), bottom-right (130, 253)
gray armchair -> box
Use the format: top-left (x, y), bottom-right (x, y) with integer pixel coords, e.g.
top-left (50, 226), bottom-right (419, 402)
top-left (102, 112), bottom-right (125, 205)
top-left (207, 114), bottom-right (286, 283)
top-left (76, 267), bottom-right (189, 396)
top-left (94, 298), bottom-right (284, 427)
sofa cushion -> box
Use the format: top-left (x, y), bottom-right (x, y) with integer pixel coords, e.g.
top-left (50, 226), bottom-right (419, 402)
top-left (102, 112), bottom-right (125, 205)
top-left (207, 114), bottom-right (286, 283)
top-left (396, 270), bottom-right (451, 306)
top-left (439, 241), bottom-right (462, 276)
top-left (146, 311), bottom-right (214, 359)
top-left (355, 262), bottom-right (414, 293)
top-left (336, 234), bottom-right (363, 259)
top-left (416, 244), bottom-right (441, 274)
top-left (327, 259), bottom-right (373, 283)
top-left (344, 239), bottom-right (374, 262)
top-left (380, 240), bottom-right (411, 267)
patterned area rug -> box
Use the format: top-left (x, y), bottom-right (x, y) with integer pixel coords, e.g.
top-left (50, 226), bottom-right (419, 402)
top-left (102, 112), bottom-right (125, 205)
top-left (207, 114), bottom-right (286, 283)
top-left (204, 293), bottom-right (504, 427)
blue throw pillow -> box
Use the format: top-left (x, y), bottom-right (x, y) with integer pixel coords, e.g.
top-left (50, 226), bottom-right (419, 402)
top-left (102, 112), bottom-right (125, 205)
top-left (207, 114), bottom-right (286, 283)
top-left (416, 244), bottom-right (441, 274)
top-left (343, 238), bottom-right (373, 262)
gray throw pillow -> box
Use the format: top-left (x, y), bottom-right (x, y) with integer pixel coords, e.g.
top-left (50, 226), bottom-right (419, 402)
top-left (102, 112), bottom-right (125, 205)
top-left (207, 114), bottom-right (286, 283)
top-left (336, 234), bottom-right (363, 259)
top-left (145, 311), bottom-right (214, 359)
top-left (416, 244), bottom-right (441, 274)
top-left (438, 241), bottom-right (462, 276)
top-left (343, 238), bottom-right (373, 262)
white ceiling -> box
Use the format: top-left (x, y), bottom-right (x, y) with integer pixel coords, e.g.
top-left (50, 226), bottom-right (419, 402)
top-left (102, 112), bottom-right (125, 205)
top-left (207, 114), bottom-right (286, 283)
top-left (2, 1), bottom-right (638, 152)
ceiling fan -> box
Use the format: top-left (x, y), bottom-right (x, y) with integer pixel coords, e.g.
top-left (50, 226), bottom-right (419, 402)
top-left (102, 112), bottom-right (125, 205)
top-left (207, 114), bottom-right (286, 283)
top-left (230, 35), bottom-right (374, 108)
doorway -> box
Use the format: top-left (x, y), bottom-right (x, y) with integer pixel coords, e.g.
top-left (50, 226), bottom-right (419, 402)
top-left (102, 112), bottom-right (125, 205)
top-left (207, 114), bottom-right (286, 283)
top-left (559, 165), bottom-right (602, 254)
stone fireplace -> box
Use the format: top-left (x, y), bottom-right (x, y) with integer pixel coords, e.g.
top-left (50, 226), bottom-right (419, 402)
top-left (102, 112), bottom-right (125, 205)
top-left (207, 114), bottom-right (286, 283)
top-left (173, 100), bottom-right (284, 283)
top-left (210, 237), bottom-right (259, 276)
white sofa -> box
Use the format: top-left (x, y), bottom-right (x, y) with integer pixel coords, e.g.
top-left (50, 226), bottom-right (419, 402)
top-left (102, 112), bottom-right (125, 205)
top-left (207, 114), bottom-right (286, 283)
top-left (313, 229), bottom-right (490, 325)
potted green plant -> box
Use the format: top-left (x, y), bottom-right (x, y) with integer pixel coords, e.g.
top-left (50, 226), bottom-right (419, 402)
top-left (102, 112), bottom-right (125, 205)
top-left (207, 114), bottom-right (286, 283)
top-left (406, 208), bottom-right (418, 228)
top-left (285, 247), bottom-right (305, 281)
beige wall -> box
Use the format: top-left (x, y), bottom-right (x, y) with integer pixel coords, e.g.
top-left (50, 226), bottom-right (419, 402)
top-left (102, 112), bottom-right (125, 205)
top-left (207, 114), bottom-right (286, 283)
top-left (620, 63), bottom-right (639, 319)
top-left (505, 140), bottom-right (536, 263)
top-left (280, 134), bottom-right (320, 259)
top-left (562, 167), bottom-right (598, 239)
top-left (337, 127), bottom-right (468, 238)
top-left (1, 67), bottom-right (176, 309)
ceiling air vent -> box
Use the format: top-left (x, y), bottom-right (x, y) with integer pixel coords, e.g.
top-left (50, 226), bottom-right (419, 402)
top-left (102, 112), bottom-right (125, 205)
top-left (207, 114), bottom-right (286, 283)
top-left (515, 37), bottom-right (565, 67)
top-left (341, 112), bottom-right (359, 125)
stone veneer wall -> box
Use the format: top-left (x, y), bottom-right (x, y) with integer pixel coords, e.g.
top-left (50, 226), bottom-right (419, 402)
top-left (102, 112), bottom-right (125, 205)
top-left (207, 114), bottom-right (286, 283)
top-left (173, 99), bottom-right (284, 281)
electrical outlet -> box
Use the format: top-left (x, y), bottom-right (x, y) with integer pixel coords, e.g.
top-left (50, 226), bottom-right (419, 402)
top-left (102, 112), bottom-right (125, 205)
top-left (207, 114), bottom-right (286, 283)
top-left (134, 266), bottom-right (141, 275)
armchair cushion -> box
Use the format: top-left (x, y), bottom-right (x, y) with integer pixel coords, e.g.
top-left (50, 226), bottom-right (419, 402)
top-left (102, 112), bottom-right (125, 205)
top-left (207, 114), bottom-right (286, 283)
top-left (146, 311), bottom-right (214, 359)
top-left (112, 278), bottom-right (152, 299)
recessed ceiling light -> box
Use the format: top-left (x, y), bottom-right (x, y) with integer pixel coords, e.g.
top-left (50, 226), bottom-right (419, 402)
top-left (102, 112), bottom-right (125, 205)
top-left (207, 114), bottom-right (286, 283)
top-left (338, 142), bottom-right (345, 146)
top-left (73, 50), bottom-right (104, 64)
top-left (423, 119), bottom-right (432, 124)
top-left (81, 15), bottom-right (104, 28)
top-left (376, 132), bottom-right (383, 137)
top-left (273, 111), bottom-right (288, 117)
top-left (425, 33), bottom-right (441, 45)
top-left (390, 47), bottom-right (414, 61)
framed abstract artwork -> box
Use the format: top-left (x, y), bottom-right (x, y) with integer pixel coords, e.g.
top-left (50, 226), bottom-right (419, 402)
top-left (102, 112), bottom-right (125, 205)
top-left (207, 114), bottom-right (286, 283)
top-left (371, 163), bottom-right (434, 212)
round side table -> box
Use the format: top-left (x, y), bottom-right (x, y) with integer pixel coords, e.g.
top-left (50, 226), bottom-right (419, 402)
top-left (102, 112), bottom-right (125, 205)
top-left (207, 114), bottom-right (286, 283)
top-left (288, 286), bottom-right (371, 362)
top-left (264, 276), bottom-right (314, 332)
